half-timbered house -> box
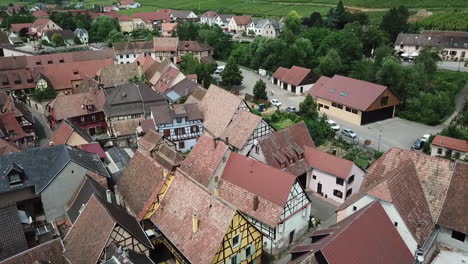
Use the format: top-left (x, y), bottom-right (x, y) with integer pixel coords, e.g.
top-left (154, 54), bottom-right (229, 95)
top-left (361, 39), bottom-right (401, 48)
top-left (63, 194), bottom-right (153, 263)
top-left (148, 169), bottom-right (263, 264)
top-left (151, 103), bottom-right (203, 151)
top-left (220, 110), bottom-right (274, 155)
top-left (218, 152), bottom-right (311, 254)
top-left (116, 148), bottom-right (177, 221)
top-left (137, 129), bottom-right (183, 171)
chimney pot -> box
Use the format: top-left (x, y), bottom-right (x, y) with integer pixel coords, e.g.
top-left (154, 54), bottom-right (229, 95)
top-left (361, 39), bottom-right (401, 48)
top-left (253, 195), bottom-right (259, 211)
top-left (106, 190), bottom-right (112, 203)
top-left (225, 137), bottom-right (229, 145)
top-left (192, 214), bottom-right (198, 233)
top-left (213, 188), bottom-right (219, 195)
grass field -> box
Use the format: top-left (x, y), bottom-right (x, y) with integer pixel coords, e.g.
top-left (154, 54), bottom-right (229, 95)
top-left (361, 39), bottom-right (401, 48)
top-left (3, 0), bottom-right (467, 22)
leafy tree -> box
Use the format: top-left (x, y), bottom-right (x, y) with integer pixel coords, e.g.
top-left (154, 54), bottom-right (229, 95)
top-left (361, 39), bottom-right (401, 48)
top-left (316, 30), bottom-right (363, 66)
top-left (300, 27), bottom-right (331, 52)
top-left (74, 13), bottom-right (92, 31)
top-left (198, 25), bottom-right (232, 60)
top-left (253, 79), bottom-right (267, 100)
top-left (50, 11), bottom-right (75, 30)
top-left (51, 33), bottom-right (64, 46)
top-left (230, 43), bottom-right (253, 68)
top-left (285, 10), bottom-right (302, 35)
top-left (304, 116), bottom-right (335, 146)
top-left (380, 6), bottom-right (410, 41)
top-left (318, 49), bottom-right (345, 77)
top-left (179, 54), bottom-right (216, 88)
top-left (89, 16), bottom-right (120, 42)
top-left (414, 48), bottom-right (439, 75)
top-left (74, 36), bottom-right (82, 45)
top-left (350, 60), bottom-right (376, 82)
top-left (374, 45), bottom-right (395, 67)
top-left (1, 14), bottom-right (34, 29)
top-left (106, 30), bottom-right (126, 46)
top-left (303, 12), bottom-right (324, 28)
top-left (299, 95), bottom-right (318, 120)
top-left (31, 85), bottom-right (56, 101)
top-left (176, 22), bottom-right (200, 40)
top-left (221, 56), bottom-right (243, 89)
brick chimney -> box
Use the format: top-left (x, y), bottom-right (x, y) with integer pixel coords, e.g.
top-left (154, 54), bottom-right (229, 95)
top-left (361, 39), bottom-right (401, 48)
top-left (253, 195), bottom-right (259, 211)
top-left (192, 214), bottom-right (198, 233)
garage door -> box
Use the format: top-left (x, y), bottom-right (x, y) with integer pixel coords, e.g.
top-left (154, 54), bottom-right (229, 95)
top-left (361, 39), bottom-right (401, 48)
top-left (361, 106), bottom-right (394, 125)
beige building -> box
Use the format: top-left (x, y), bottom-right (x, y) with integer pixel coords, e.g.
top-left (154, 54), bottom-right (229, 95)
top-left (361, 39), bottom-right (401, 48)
top-left (309, 75), bottom-right (400, 126)
top-left (228, 15), bottom-right (252, 35)
top-left (48, 119), bottom-right (92, 146)
top-left (430, 135), bottom-right (468, 160)
top-left (395, 31), bottom-right (468, 61)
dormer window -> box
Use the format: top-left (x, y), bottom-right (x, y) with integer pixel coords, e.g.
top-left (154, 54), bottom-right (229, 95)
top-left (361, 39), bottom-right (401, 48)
top-left (9, 173), bottom-right (22, 186)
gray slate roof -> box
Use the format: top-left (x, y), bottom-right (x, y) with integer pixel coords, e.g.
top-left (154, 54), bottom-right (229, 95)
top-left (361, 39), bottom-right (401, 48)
top-left (103, 82), bottom-right (168, 118)
top-left (164, 78), bottom-right (199, 103)
top-left (0, 202), bottom-right (28, 261)
top-left (0, 145), bottom-right (109, 194)
top-left (253, 18), bottom-right (282, 30)
top-left (151, 103), bottom-right (203, 125)
top-left (66, 176), bottom-right (107, 224)
top-left (105, 146), bottom-right (133, 183)
top-left (171, 10), bottom-right (195, 19)
top-left (395, 30), bottom-right (468, 49)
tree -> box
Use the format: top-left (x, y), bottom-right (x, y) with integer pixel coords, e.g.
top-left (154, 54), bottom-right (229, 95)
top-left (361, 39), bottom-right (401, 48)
top-left (106, 30), bottom-right (126, 46)
top-left (51, 33), bottom-right (64, 46)
top-left (304, 116), bottom-right (335, 146)
top-left (74, 36), bottom-right (82, 45)
top-left (179, 54), bottom-right (216, 88)
top-left (303, 12), bottom-right (323, 28)
top-left (318, 49), bottom-right (345, 77)
top-left (198, 25), bottom-right (233, 60)
top-left (374, 45), bottom-right (394, 67)
top-left (221, 56), bottom-right (243, 89)
top-left (285, 10), bottom-right (302, 35)
top-left (376, 56), bottom-right (405, 99)
top-left (316, 30), bottom-right (363, 66)
top-left (350, 60), bottom-right (376, 82)
top-left (253, 79), bottom-right (267, 100)
top-left (380, 6), bottom-right (410, 41)
top-left (1, 14), bottom-right (34, 29)
top-left (176, 22), bottom-right (200, 40)
top-left (89, 16), bottom-right (120, 42)
top-left (299, 95), bottom-right (318, 120)
top-left (415, 48), bottom-right (439, 75)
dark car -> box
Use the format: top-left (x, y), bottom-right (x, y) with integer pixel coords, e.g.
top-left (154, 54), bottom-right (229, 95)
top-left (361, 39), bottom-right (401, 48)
top-left (411, 139), bottom-right (425, 150)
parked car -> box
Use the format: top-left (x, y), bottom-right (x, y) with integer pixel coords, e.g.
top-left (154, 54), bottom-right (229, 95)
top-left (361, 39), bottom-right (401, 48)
top-left (421, 134), bottom-right (430, 142)
top-left (341, 128), bottom-right (357, 139)
top-left (326, 120), bottom-right (340, 131)
top-left (286, 106), bottom-right (297, 113)
top-left (214, 65), bottom-right (225, 74)
top-left (256, 103), bottom-right (266, 112)
top-left (271, 99), bottom-right (282, 107)
top-left (411, 139), bottom-right (425, 150)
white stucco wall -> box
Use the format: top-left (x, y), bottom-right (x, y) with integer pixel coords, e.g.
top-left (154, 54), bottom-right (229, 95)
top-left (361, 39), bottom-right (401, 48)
top-left (307, 168), bottom-right (347, 204)
top-left (430, 145), bottom-right (467, 160)
top-left (438, 226), bottom-right (468, 252)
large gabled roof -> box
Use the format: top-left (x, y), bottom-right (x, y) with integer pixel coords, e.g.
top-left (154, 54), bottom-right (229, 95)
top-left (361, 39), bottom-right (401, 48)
top-left (308, 75), bottom-right (392, 111)
top-left (219, 152), bottom-right (296, 227)
top-left (180, 135), bottom-right (229, 187)
top-left (150, 169), bottom-right (236, 264)
top-left (0, 202), bottom-right (28, 261)
top-left (0, 145), bottom-right (109, 194)
top-left (437, 161), bottom-right (468, 234)
top-left (304, 146), bottom-right (356, 179)
top-left (220, 111), bottom-right (262, 150)
top-left (432, 135), bottom-right (468, 152)
top-left (289, 201), bottom-right (413, 264)
top-left (0, 238), bottom-right (67, 264)
top-left (117, 150), bottom-right (167, 220)
top-left (200, 84), bottom-right (243, 137)
top-left (49, 118), bottom-right (93, 146)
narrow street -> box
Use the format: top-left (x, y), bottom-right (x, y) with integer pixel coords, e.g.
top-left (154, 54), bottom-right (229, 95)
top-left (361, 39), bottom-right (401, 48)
top-left (30, 105), bottom-right (52, 147)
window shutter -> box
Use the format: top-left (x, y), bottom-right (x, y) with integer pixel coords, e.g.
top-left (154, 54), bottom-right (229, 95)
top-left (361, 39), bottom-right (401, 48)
top-left (240, 250), bottom-right (246, 261)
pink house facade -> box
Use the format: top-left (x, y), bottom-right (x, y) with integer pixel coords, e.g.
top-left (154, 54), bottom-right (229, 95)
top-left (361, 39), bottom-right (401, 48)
top-left (304, 146), bottom-right (365, 204)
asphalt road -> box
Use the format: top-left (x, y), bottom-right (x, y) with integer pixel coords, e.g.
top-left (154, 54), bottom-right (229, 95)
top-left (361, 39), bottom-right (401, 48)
top-left (30, 106), bottom-right (52, 147)
top-left (217, 62), bottom-right (468, 151)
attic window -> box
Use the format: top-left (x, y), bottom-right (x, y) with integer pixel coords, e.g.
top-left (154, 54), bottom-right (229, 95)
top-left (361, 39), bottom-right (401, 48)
top-left (73, 71), bottom-right (79, 75)
top-left (329, 89), bottom-right (336, 93)
top-left (339, 92), bottom-right (348, 97)
top-left (47, 60), bottom-right (52, 64)
top-left (59, 59), bottom-right (64, 63)
top-left (9, 173), bottom-right (22, 186)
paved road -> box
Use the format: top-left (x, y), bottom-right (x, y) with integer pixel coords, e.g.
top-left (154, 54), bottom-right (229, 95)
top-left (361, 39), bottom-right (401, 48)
top-left (30, 106), bottom-right (52, 147)
top-left (217, 62), bottom-right (468, 151)
top-left (437, 61), bottom-right (468, 72)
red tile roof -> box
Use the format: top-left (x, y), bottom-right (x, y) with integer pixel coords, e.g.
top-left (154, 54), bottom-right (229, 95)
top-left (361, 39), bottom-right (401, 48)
top-left (161, 22), bottom-right (177, 32)
top-left (1, 238), bottom-right (67, 264)
top-left (37, 59), bottom-right (113, 92)
top-left (221, 152), bottom-right (296, 208)
top-left (432, 135), bottom-right (468, 152)
top-left (10, 23), bottom-right (32, 32)
top-left (233, 15), bottom-right (252, 25)
top-left (178, 41), bottom-right (213, 52)
top-left (135, 53), bottom-right (155, 72)
top-left (201, 11), bottom-right (218, 18)
top-left (304, 146), bottom-right (355, 179)
top-left (282, 66), bottom-right (312, 86)
top-left (309, 75), bottom-right (390, 111)
top-left (257, 121), bottom-right (314, 176)
top-left (118, 14), bottom-right (131, 21)
top-left (154, 37), bottom-right (179, 52)
top-left (32, 19), bottom-right (56, 32)
top-left (150, 170), bottom-right (236, 264)
top-left (0, 112), bottom-right (26, 142)
top-left (119, 0), bottom-right (134, 5)
top-left (437, 161), bottom-right (468, 234)
top-left (79, 143), bottom-right (106, 159)
top-left (0, 138), bottom-right (20, 155)
top-left (272, 67), bottom-right (288, 80)
top-left (49, 89), bottom-right (106, 121)
top-left (180, 135), bottom-right (229, 187)
top-left (32, 10), bottom-right (49, 17)
top-left (153, 66), bottom-right (181, 93)
top-left (220, 111), bottom-right (262, 149)
top-left (154, 9), bottom-right (172, 22)
top-left (290, 201), bottom-right (414, 264)
top-left (132, 12), bottom-right (160, 23)
top-left (48, 119), bottom-right (92, 146)
top-left (117, 150), bottom-right (167, 220)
